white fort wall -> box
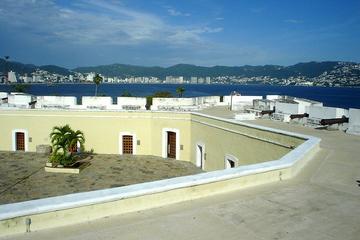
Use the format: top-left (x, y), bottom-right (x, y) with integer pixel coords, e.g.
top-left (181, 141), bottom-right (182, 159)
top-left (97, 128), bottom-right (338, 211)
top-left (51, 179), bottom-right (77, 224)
top-left (117, 97), bottom-right (146, 110)
top-left (0, 111), bottom-right (319, 237)
top-left (81, 96), bottom-right (115, 110)
top-left (0, 110), bottom-right (302, 170)
top-left (35, 96), bottom-right (77, 109)
top-left (306, 105), bottom-right (349, 119)
top-left (151, 97), bottom-right (198, 110)
top-left (347, 108), bottom-right (360, 135)
top-left (6, 94), bottom-right (35, 108)
top-left (0, 92), bottom-right (7, 99)
top-left (224, 95), bottom-right (262, 111)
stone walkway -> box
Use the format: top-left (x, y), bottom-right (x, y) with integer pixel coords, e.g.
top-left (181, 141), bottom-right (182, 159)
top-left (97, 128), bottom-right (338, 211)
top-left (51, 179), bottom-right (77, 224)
top-left (0, 152), bottom-right (202, 204)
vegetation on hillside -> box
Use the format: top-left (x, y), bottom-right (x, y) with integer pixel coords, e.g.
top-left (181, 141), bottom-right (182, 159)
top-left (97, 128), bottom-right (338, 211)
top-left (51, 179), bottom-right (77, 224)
top-left (72, 62), bottom-right (345, 78)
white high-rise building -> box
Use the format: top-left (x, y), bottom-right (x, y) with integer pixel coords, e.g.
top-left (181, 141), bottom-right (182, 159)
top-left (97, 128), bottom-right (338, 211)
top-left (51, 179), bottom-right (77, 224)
top-left (165, 76), bottom-right (184, 84)
top-left (205, 77), bottom-right (211, 84)
top-left (86, 72), bottom-right (96, 82)
top-left (190, 77), bottom-right (198, 84)
top-left (8, 71), bottom-right (17, 83)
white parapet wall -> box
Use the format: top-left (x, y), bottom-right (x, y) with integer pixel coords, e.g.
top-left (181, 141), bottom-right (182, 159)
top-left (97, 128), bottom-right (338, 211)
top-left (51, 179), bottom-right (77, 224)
top-left (274, 101), bottom-right (299, 122)
top-left (253, 99), bottom-right (275, 111)
top-left (266, 95), bottom-right (281, 100)
top-left (7, 93), bottom-right (35, 108)
top-left (346, 108), bottom-right (360, 135)
top-left (224, 96), bottom-right (262, 111)
top-left (117, 97), bottom-right (146, 110)
top-left (307, 106), bottom-right (349, 120)
top-left (293, 98), bottom-right (323, 114)
top-left (273, 97), bottom-right (323, 123)
top-left (35, 96), bottom-right (77, 109)
top-left (0, 92), bottom-right (8, 99)
top-left (275, 101), bottom-right (300, 114)
top-left (0, 92), bottom-right (8, 104)
top-left (82, 96), bottom-right (114, 110)
top-left (151, 97), bottom-right (197, 111)
top-left (195, 96), bottom-right (221, 106)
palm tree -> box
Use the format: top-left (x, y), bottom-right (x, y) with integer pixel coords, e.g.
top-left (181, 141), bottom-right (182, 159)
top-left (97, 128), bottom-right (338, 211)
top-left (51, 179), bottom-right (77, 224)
top-left (68, 129), bottom-right (85, 153)
top-left (176, 86), bottom-right (185, 97)
top-left (50, 125), bottom-right (73, 155)
top-left (93, 73), bottom-right (103, 96)
top-left (49, 125), bottom-right (85, 165)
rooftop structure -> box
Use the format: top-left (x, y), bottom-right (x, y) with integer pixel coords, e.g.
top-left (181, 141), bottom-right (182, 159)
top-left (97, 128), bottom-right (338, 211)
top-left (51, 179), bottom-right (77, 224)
top-left (0, 108), bottom-right (359, 239)
top-left (0, 107), bottom-right (320, 237)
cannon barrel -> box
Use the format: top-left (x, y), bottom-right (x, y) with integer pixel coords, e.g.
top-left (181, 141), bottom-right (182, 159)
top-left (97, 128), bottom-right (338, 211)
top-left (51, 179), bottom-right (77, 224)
top-left (260, 110), bottom-right (275, 115)
top-left (320, 116), bottom-right (348, 126)
top-left (290, 113), bottom-right (309, 119)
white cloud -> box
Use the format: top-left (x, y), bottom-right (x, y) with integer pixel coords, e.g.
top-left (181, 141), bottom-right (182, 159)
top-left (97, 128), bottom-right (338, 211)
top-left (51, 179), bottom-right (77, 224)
top-left (167, 27), bottom-right (223, 45)
top-left (284, 19), bottom-right (303, 24)
top-left (167, 8), bottom-right (191, 17)
top-left (0, 0), bottom-right (220, 47)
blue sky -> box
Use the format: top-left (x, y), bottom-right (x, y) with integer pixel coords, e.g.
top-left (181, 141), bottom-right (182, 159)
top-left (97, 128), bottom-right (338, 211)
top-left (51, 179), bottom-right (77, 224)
top-left (0, 0), bottom-right (359, 68)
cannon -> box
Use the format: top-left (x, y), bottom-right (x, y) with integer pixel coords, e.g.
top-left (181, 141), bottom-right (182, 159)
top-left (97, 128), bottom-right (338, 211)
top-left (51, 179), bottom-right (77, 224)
top-left (320, 116), bottom-right (349, 126)
top-left (260, 109), bottom-right (275, 115)
top-left (290, 113), bottom-right (309, 119)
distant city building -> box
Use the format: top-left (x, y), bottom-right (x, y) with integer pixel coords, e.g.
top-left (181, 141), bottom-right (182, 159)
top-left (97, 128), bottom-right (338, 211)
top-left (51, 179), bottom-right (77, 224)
top-left (205, 77), bottom-right (211, 84)
top-left (8, 71), bottom-right (17, 83)
top-left (86, 72), bottom-right (96, 82)
top-left (190, 77), bottom-right (197, 84)
top-left (165, 76), bottom-right (184, 84)
top-left (22, 75), bottom-right (32, 83)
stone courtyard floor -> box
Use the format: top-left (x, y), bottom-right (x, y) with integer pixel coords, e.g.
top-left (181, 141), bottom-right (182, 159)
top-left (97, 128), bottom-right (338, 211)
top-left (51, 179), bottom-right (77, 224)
top-left (0, 152), bottom-right (202, 204)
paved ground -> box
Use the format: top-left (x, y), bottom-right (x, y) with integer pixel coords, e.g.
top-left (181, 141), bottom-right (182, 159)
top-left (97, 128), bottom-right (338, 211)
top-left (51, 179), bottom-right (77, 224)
top-left (3, 118), bottom-right (360, 240)
top-left (0, 153), bottom-right (202, 204)
top-left (199, 105), bottom-right (238, 118)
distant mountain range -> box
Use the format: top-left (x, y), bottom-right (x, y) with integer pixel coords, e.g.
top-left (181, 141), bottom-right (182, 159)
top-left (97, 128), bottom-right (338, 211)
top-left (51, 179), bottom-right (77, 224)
top-left (0, 58), bottom-right (71, 76)
top-left (73, 62), bottom-right (343, 78)
top-left (0, 58), bottom-right (358, 79)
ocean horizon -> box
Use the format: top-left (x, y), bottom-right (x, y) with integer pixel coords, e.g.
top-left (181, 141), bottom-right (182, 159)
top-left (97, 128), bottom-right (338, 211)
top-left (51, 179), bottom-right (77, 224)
top-left (0, 83), bottom-right (359, 109)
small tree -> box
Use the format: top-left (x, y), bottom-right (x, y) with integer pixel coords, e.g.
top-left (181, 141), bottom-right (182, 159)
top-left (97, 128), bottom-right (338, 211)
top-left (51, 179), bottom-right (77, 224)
top-left (93, 73), bottom-right (103, 96)
top-left (146, 91), bottom-right (173, 109)
top-left (11, 84), bottom-right (30, 93)
top-left (49, 125), bottom-right (85, 166)
top-left (176, 86), bottom-right (185, 97)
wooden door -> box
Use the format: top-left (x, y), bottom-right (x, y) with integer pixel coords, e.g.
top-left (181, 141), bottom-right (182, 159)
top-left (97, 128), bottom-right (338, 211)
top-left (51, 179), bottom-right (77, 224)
top-left (122, 135), bottom-right (133, 154)
top-left (16, 132), bottom-right (25, 151)
top-left (167, 132), bottom-right (176, 159)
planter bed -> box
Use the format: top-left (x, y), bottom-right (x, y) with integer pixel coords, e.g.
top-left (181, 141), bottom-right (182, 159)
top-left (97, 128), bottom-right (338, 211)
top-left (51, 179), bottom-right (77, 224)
top-left (44, 160), bottom-right (90, 174)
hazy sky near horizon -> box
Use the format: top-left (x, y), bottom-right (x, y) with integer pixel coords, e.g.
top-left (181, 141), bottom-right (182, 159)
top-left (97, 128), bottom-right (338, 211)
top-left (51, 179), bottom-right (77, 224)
top-left (1, 0), bottom-right (360, 68)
